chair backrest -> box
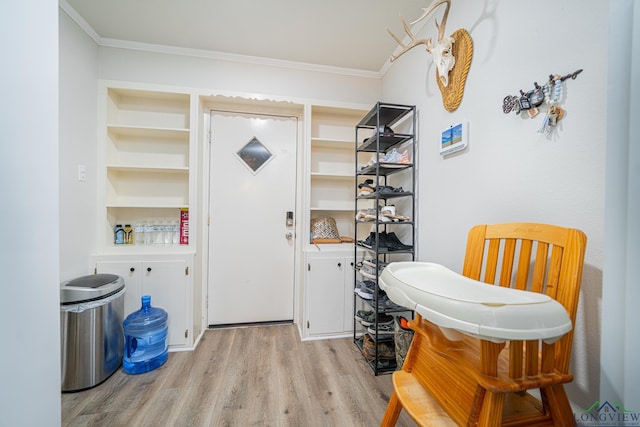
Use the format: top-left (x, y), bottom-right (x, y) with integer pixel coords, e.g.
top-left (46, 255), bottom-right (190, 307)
top-left (462, 223), bottom-right (587, 374)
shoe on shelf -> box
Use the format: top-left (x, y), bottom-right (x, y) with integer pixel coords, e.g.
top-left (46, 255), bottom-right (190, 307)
top-left (384, 232), bottom-right (413, 251)
top-left (381, 205), bottom-right (410, 222)
top-left (378, 294), bottom-right (406, 310)
top-left (357, 179), bottom-right (375, 196)
top-left (362, 334), bottom-right (395, 360)
top-left (356, 311), bottom-right (394, 327)
top-left (367, 323), bottom-right (395, 336)
top-left (360, 153), bottom-right (384, 170)
top-left (357, 232), bottom-right (375, 249)
top-left (355, 310), bottom-right (375, 326)
top-left (375, 185), bottom-right (405, 195)
top-left (355, 279), bottom-right (376, 300)
top-left (375, 313), bottom-right (395, 325)
top-left (356, 259), bottom-right (387, 279)
top-left (358, 186), bottom-right (373, 196)
top-left (379, 125), bottom-right (395, 137)
top-left (400, 150), bottom-right (411, 164)
top-left (358, 232), bottom-right (386, 249)
top-left (381, 148), bottom-right (402, 163)
top-left (355, 208), bottom-right (377, 221)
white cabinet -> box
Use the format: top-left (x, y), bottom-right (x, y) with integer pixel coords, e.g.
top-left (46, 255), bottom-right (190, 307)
top-left (303, 250), bottom-right (363, 339)
top-left (93, 254), bottom-right (192, 349)
top-left (98, 85), bottom-right (193, 251)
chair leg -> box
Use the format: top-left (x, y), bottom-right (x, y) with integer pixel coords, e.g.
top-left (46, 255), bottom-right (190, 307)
top-left (541, 384), bottom-right (575, 427)
top-left (380, 390), bottom-right (402, 427)
top-left (477, 390), bottom-right (505, 427)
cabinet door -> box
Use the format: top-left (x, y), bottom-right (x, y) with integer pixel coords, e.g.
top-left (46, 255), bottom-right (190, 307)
top-left (142, 260), bottom-right (188, 347)
top-left (306, 258), bottom-right (346, 335)
top-left (95, 261), bottom-right (142, 318)
top-left (343, 259), bottom-right (356, 333)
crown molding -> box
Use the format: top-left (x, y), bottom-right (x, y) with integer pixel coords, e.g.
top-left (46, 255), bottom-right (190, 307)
top-left (59, 0), bottom-right (381, 79)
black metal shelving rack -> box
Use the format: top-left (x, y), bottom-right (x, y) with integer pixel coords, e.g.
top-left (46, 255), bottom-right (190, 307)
top-left (353, 102), bottom-right (416, 375)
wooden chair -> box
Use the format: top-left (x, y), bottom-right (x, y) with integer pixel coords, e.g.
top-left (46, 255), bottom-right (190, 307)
top-left (381, 223), bottom-right (587, 427)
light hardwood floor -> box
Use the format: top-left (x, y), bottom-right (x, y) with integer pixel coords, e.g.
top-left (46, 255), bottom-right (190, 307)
top-left (62, 324), bottom-right (416, 427)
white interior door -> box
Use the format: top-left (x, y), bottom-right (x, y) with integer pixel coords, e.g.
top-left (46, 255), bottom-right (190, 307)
top-left (207, 110), bottom-right (297, 326)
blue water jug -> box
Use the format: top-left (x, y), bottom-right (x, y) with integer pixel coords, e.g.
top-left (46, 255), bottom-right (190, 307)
top-left (122, 295), bottom-right (168, 374)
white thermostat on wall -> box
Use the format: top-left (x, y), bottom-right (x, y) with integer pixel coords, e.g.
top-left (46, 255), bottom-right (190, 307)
top-left (440, 122), bottom-right (468, 156)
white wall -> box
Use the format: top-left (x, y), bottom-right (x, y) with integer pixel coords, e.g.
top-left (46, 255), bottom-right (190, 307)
top-left (601, 0), bottom-right (639, 411)
top-left (97, 47), bottom-right (381, 105)
top-left (59, 10), bottom-right (99, 281)
top-left (381, 0), bottom-right (607, 410)
top-left (0, 1), bottom-right (61, 425)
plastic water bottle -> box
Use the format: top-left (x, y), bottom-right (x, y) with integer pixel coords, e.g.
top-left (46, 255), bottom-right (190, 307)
top-left (122, 295), bottom-right (168, 374)
top-left (133, 221), bottom-right (144, 245)
top-left (114, 224), bottom-right (125, 244)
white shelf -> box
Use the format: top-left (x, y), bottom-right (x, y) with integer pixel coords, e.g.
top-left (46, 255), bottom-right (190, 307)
top-left (311, 137), bottom-right (355, 149)
top-left (106, 165), bottom-right (189, 173)
top-left (99, 86), bottom-right (192, 250)
top-left (107, 88), bottom-right (190, 129)
top-left (308, 105), bottom-right (367, 244)
top-left (106, 125), bottom-right (190, 135)
top-left (310, 206), bottom-right (354, 212)
top-left (310, 172), bottom-right (353, 180)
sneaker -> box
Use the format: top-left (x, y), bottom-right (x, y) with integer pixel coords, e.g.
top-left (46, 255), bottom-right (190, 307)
top-left (381, 148), bottom-right (402, 163)
top-left (360, 153), bottom-right (384, 170)
top-left (356, 311), bottom-right (394, 326)
top-left (355, 310), bottom-right (375, 326)
top-left (376, 185), bottom-right (405, 196)
top-left (358, 232), bottom-right (386, 249)
top-left (399, 150), bottom-right (411, 164)
top-left (356, 311), bottom-right (393, 326)
top-left (377, 294), bottom-right (405, 310)
top-left (367, 323), bottom-right (395, 336)
top-left (355, 279), bottom-right (376, 299)
top-left (357, 259), bottom-right (388, 279)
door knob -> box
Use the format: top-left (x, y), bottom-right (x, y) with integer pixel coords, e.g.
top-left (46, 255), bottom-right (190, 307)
top-left (285, 232), bottom-right (293, 240)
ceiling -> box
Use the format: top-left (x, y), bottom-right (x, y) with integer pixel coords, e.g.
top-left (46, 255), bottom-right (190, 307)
top-left (62, 0), bottom-right (429, 74)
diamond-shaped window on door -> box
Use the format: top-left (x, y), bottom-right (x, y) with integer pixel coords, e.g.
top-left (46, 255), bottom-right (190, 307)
top-left (235, 136), bottom-right (274, 174)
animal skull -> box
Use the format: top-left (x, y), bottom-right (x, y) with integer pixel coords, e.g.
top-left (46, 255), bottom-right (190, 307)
top-left (428, 35), bottom-right (456, 87)
top-left (388, 0), bottom-right (456, 86)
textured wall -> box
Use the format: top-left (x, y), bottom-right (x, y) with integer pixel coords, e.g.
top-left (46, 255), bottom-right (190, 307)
top-left (381, 0), bottom-right (608, 411)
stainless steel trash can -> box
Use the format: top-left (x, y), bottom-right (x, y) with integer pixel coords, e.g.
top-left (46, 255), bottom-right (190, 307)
top-left (60, 274), bottom-right (125, 392)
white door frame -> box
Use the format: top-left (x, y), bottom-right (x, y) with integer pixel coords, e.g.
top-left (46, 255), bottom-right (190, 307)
top-left (202, 102), bottom-right (305, 328)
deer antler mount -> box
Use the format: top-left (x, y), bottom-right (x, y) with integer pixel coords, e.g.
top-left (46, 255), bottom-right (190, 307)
top-left (388, 0), bottom-right (473, 112)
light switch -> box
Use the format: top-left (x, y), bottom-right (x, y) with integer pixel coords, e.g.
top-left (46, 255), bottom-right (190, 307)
top-left (77, 164), bottom-right (87, 182)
